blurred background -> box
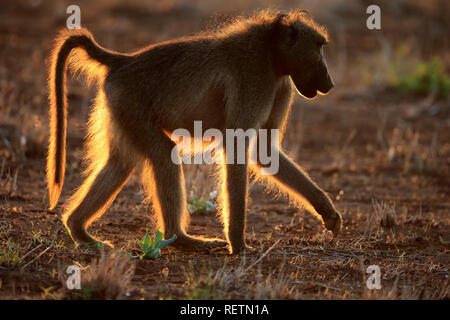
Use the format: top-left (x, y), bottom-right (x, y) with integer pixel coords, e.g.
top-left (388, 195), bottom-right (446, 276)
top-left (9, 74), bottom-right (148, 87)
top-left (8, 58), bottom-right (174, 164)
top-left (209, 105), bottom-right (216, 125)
top-left (0, 0), bottom-right (448, 198)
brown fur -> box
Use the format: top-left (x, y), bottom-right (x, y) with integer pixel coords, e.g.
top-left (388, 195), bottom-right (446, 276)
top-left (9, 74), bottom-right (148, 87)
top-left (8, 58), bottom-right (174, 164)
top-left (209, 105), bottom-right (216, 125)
top-left (47, 10), bottom-right (342, 254)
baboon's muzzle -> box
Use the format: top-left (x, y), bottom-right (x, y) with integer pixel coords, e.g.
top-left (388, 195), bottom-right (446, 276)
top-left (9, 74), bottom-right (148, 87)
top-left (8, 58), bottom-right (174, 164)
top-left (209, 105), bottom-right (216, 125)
top-left (317, 73), bottom-right (334, 95)
top-left (294, 71), bottom-right (334, 99)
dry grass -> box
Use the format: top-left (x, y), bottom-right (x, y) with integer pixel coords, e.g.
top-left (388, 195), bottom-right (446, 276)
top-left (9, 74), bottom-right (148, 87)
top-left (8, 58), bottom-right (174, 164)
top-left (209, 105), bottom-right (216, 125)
top-left (65, 250), bottom-right (135, 300)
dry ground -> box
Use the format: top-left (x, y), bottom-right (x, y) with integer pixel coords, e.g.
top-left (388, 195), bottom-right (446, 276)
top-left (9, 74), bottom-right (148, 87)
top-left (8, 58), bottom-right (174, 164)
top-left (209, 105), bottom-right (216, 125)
top-left (0, 0), bottom-right (448, 299)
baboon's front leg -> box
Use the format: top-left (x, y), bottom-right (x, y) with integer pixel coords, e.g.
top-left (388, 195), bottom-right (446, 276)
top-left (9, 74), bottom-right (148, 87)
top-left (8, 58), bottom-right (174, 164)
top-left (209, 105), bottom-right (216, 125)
top-left (224, 162), bottom-right (249, 253)
top-left (265, 151), bottom-right (342, 235)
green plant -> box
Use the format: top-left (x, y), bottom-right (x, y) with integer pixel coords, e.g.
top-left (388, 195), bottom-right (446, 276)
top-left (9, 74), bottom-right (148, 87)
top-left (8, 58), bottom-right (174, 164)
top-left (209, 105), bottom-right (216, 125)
top-left (30, 230), bottom-right (50, 245)
top-left (81, 242), bottom-right (104, 250)
top-left (394, 58), bottom-right (450, 98)
top-left (133, 229), bottom-right (176, 260)
top-left (186, 281), bottom-right (224, 300)
top-left (71, 285), bottom-right (98, 300)
top-left (187, 196), bottom-right (216, 215)
top-left (0, 242), bottom-right (21, 267)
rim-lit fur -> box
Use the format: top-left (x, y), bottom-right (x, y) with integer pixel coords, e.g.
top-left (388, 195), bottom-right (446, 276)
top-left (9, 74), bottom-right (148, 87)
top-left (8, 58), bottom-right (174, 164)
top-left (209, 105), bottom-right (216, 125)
top-left (47, 10), bottom-right (341, 252)
top-left (47, 28), bottom-right (127, 209)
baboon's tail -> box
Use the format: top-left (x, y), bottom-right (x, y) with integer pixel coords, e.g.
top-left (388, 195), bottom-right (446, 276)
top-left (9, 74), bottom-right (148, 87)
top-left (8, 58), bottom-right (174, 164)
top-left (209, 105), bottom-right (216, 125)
top-left (47, 28), bottom-right (127, 209)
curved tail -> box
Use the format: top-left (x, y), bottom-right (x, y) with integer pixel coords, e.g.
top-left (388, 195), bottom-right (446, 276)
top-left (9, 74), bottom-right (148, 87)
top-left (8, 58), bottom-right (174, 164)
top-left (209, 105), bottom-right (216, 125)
top-left (47, 28), bottom-right (126, 209)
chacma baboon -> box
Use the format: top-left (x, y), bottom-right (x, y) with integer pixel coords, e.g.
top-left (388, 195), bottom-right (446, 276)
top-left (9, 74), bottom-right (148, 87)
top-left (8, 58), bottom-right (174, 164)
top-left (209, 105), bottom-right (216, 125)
top-left (47, 10), bottom-right (342, 254)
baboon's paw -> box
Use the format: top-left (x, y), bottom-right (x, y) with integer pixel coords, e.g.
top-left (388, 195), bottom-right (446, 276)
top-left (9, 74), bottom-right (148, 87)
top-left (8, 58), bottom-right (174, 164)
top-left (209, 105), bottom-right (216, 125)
top-left (236, 245), bottom-right (257, 256)
top-left (229, 243), bottom-right (256, 255)
top-left (67, 224), bottom-right (114, 251)
top-left (172, 236), bottom-right (228, 252)
top-left (322, 211), bottom-right (343, 237)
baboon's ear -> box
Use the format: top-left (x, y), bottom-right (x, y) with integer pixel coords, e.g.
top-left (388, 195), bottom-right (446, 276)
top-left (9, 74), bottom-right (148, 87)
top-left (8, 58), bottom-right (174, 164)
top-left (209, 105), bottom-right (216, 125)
top-left (274, 14), bottom-right (297, 47)
top-left (273, 13), bottom-right (288, 33)
top-left (275, 13), bottom-right (288, 25)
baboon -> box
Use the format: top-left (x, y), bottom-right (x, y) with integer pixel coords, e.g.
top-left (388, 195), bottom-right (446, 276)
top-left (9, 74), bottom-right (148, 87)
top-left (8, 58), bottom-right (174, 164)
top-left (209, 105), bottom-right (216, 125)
top-left (47, 10), bottom-right (342, 254)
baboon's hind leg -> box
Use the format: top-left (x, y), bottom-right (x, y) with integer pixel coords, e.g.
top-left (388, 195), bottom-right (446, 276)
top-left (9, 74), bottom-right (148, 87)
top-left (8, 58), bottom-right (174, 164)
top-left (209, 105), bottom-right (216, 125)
top-left (64, 153), bottom-right (134, 247)
top-left (142, 131), bottom-right (227, 251)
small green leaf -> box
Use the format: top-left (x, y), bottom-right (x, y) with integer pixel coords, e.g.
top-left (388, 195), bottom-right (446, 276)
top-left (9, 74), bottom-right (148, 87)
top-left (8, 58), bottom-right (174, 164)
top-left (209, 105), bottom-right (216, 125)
top-left (142, 229), bottom-right (152, 252)
top-left (134, 230), bottom-right (177, 260)
top-left (149, 248), bottom-right (161, 259)
top-left (153, 230), bottom-right (164, 249)
top-left (158, 234), bottom-right (177, 249)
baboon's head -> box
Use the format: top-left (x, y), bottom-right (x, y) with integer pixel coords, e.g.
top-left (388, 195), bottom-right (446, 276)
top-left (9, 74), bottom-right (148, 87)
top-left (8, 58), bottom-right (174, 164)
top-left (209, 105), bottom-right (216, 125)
top-left (272, 12), bottom-right (334, 99)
